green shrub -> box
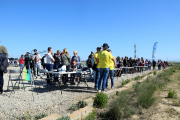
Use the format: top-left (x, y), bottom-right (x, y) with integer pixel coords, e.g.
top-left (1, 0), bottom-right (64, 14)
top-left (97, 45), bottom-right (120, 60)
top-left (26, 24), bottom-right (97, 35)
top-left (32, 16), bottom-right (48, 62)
top-left (93, 93), bottom-right (109, 108)
top-left (148, 72), bottom-right (152, 75)
top-left (153, 71), bottom-right (157, 75)
top-left (102, 91), bottom-right (134, 119)
top-left (34, 113), bottom-right (47, 120)
top-left (77, 100), bottom-right (88, 108)
top-left (168, 90), bottom-right (177, 99)
top-left (57, 116), bottom-right (70, 120)
top-left (137, 83), bottom-right (156, 108)
top-left (84, 110), bottom-right (97, 120)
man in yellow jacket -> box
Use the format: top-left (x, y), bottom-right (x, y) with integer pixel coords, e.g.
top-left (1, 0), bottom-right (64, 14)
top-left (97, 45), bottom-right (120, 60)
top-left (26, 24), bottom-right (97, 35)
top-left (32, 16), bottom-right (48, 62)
top-left (97, 43), bottom-right (115, 92)
top-left (106, 49), bottom-right (116, 89)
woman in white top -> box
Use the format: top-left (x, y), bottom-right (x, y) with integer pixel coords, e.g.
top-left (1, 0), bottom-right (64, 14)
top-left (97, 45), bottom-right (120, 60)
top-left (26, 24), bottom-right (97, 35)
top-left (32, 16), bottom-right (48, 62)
top-left (46, 47), bottom-right (55, 85)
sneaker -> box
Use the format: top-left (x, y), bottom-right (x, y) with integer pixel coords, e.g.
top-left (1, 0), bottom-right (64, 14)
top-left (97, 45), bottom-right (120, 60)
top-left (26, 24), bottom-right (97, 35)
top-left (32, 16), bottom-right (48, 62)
top-left (111, 87), bottom-right (114, 90)
top-left (101, 91), bottom-right (105, 93)
top-left (97, 90), bottom-right (101, 93)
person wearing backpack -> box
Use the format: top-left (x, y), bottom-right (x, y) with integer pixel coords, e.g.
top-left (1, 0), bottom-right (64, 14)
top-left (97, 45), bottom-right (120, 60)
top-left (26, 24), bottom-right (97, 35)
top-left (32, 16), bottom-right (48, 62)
top-left (60, 48), bottom-right (71, 85)
top-left (86, 54), bottom-right (93, 81)
top-left (0, 44), bottom-right (8, 94)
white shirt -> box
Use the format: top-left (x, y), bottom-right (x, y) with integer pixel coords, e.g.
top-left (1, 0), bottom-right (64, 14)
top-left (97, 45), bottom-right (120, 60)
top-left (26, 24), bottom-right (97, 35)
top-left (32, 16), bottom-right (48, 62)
top-left (47, 53), bottom-right (54, 64)
top-left (33, 53), bottom-right (41, 63)
top-left (44, 57), bottom-right (47, 64)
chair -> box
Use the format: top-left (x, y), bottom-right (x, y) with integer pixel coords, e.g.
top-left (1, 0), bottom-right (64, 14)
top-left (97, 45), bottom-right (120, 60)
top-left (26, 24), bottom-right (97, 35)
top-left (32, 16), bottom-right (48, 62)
top-left (7, 69), bottom-right (25, 92)
top-left (39, 69), bottom-right (52, 87)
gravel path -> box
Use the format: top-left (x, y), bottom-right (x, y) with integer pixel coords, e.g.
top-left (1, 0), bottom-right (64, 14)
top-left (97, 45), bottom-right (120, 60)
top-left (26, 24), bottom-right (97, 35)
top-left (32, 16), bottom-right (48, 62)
top-left (0, 67), bottom-right (157, 119)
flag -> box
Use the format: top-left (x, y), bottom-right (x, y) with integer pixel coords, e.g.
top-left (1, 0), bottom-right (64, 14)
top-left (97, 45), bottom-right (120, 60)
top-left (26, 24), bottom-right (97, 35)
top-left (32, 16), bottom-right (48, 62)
top-left (152, 42), bottom-right (158, 62)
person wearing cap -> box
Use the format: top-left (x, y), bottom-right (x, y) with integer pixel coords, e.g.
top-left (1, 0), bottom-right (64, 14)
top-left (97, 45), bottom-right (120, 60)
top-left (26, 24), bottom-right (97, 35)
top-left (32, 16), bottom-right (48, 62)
top-left (32, 49), bottom-right (42, 78)
top-left (19, 55), bottom-right (24, 73)
top-left (93, 47), bottom-right (101, 90)
top-left (106, 49), bottom-right (116, 89)
top-left (97, 43), bottom-right (115, 92)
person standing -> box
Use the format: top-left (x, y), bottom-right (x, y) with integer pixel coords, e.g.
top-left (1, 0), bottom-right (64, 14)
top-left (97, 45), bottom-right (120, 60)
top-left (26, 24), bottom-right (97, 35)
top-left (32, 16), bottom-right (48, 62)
top-left (93, 47), bottom-right (101, 90)
top-left (86, 54), bottom-right (93, 81)
top-left (60, 48), bottom-right (71, 84)
top-left (153, 59), bottom-right (156, 70)
top-left (54, 50), bottom-right (61, 69)
top-left (0, 44), bottom-right (8, 94)
top-left (19, 55), bottom-right (24, 73)
top-left (106, 49), bottom-right (116, 89)
top-left (46, 47), bottom-right (55, 85)
top-left (54, 50), bottom-right (61, 81)
top-left (97, 43), bottom-right (115, 92)
top-left (71, 51), bottom-right (81, 84)
top-left (32, 49), bottom-right (42, 78)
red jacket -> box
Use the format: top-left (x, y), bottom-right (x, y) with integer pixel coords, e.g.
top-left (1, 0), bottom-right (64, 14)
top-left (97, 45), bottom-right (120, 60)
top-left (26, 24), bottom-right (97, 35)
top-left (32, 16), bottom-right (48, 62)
top-left (139, 62), bottom-right (143, 66)
top-left (19, 57), bottom-right (24, 64)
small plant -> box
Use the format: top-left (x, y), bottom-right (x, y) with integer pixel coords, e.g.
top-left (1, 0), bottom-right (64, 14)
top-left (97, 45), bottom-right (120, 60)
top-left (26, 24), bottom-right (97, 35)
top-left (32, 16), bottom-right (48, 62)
top-left (93, 93), bottom-right (109, 108)
top-left (77, 100), bottom-right (88, 108)
top-left (34, 113), bottom-right (47, 120)
top-left (84, 109), bottom-right (97, 120)
top-left (57, 116), bottom-right (70, 120)
top-left (69, 104), bottom-right (79, 111)
top-left (148, 72), bottom-right (152, 75)
top-left (168, 89), bottom-right (177, 99)
top-left (121, 79), bottom-right (131, 85)
top-left (153, 71), bottom-right (157, 75)
top-left (135, 76), bottom-right (141, 80)
top-left (69, 100), bottom-right (88, 112)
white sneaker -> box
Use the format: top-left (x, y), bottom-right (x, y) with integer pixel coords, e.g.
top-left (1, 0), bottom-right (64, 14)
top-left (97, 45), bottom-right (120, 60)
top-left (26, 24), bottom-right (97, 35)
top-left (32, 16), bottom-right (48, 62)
top-left (111, 87), bottom-right (114, 90)
top-left (101, 91), bottom-right (105, 93)
top-left (97, 90), bottom-right (101, 93)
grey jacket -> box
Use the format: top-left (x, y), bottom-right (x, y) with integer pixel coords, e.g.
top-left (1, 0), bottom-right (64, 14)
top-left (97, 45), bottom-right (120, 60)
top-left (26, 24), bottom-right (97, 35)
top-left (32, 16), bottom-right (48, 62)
top-left (60, 54), bottom-right (71, 66)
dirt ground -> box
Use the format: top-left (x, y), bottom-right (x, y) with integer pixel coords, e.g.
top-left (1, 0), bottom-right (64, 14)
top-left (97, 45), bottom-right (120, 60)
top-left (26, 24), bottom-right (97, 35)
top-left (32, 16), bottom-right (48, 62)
top-left (132, 70), bottom-right (180, 120)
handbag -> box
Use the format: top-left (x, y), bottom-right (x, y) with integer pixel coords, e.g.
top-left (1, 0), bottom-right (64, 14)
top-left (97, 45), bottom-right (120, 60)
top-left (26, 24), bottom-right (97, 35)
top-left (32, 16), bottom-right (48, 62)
top-left (0, 58), bottom-right (9, 72)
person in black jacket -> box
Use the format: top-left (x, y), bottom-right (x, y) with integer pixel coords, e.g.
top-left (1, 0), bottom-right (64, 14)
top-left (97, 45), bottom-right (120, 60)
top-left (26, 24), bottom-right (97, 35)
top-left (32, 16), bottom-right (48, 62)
top-left (123, 57), bottom-right (128, 73)
top-left (87, 54), bottom-right (93, 81)
top-left (153, 59), bottom-right (156, 70)
top-left (53, 50), bottom-right (61, 81)
top-left (0, 44), bottom-right (8, 94)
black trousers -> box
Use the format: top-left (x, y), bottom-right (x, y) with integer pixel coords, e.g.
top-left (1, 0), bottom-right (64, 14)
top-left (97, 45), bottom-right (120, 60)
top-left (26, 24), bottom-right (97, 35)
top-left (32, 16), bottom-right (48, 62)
top-left (0, 71), bottom-right (4, 92)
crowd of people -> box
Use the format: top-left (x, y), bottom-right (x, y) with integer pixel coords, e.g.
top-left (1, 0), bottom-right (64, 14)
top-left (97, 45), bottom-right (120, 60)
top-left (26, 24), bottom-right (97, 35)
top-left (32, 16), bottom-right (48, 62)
top-left (0, 43), bottom-right (172, 95)
top-left (16, 44), bottom-right (172, 93)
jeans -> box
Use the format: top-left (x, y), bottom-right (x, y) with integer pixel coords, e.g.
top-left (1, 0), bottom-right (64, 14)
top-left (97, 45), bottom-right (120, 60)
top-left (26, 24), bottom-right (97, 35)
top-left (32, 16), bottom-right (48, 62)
top-left (43, 64), bottom-right (47, 69)
top-left (95, 68), bottom-right (100, 89)
top-left (14, 63), bottom-right (17, 67)
top-left (34, 62), bottom-right (42, 77)
top-left (108, 70), bottom-right (114, 88)
top-left (98, 68), bottom-right (110, 91)
top-left (0, 71), bottom-right (3, 92)
top-left (20, 64), bottom-right (24, 73)
top-left (93, 70), bottom-right (96, 82)
top-left (47, 64), bottom-right (54, 83)
top-left (88, 67), bottom-right (93, 81)
top-left (54, 63), bottom-right (60, 81)
top-left (124, 65), bottom-right (128, 73)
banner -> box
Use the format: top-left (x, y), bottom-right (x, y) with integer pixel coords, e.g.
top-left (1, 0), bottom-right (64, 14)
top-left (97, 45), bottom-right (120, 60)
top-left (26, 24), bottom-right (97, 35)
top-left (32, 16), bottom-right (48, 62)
top-left (152, 42), bottom-right (158, 62)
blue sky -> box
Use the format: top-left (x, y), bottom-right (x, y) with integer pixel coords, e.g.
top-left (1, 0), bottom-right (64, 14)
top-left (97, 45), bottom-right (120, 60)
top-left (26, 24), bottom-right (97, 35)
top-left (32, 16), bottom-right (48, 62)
top-left (0, 0), bottom-right (180, 61)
